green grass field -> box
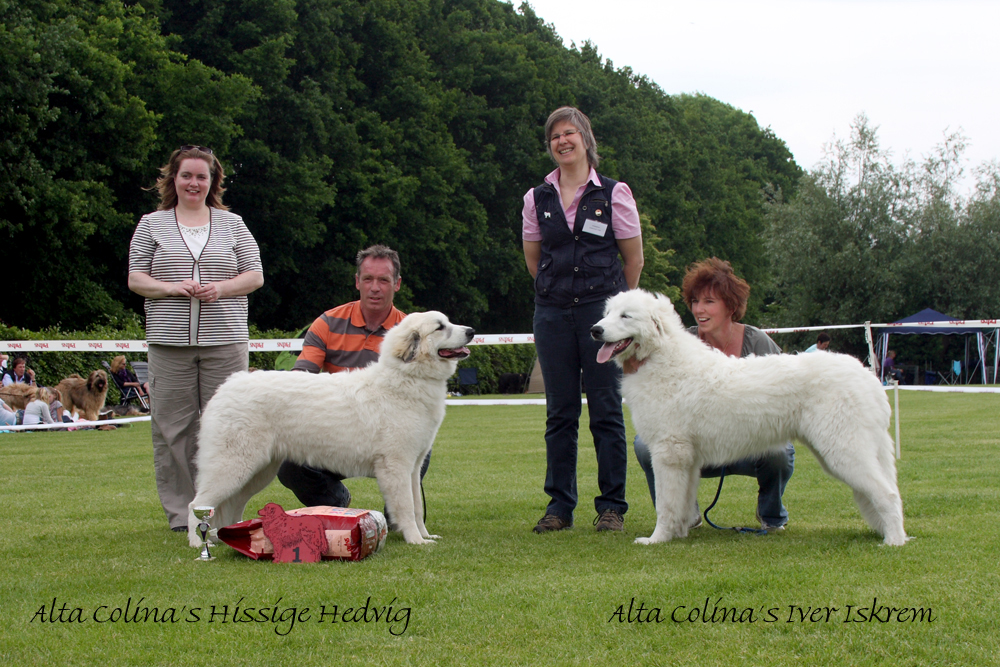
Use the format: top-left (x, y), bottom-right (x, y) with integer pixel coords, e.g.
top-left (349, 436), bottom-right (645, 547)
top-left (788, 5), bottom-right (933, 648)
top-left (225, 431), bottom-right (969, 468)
top-left (2, 392), bottom-right (998, 666)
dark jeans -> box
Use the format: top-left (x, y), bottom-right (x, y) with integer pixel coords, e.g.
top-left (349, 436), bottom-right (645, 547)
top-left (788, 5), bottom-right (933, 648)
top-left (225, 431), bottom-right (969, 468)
top-left (633, 436), bottom-right (795, 528)
top-left (534, 301), bottom-right (628, 521)
top-left (277, 452), bottom-right (432, 509)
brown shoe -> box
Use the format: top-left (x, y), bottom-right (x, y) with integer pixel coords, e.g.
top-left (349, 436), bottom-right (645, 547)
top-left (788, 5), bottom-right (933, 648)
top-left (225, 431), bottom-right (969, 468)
top-left (594, 509), bottom-right (624, 532)
top-left (533, 514), bottom-right (572, 533)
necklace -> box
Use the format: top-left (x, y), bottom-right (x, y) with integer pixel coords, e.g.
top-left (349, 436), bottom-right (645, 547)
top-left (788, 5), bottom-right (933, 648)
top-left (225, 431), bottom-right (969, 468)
top-left (703, 323), bottom-right (740, 357)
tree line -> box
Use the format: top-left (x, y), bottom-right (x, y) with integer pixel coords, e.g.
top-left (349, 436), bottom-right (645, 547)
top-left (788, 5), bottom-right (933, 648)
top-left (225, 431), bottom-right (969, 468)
top-left (766, 114), bottom-right (1000, 360)
top-left (5, 0), bottom-right (997, 351)
top-left (2, 0), bottom-right (799, 334)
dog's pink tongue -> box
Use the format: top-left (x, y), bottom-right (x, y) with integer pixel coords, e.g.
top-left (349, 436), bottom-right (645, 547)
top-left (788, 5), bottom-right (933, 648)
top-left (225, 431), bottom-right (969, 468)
top-left (596, 342), bottom-right (616, 364)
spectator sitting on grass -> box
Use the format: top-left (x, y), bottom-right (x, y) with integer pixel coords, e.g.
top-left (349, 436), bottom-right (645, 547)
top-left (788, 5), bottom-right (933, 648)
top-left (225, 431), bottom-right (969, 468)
top-left (2, 357), bottom-right (36, 387)
top-left (22, 387), bottom-right (56, 427)
top-left (1, 397), bottom-right (15, 428)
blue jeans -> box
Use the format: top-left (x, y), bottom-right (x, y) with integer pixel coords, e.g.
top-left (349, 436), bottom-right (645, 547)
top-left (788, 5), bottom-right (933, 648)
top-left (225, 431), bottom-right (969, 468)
top-left (534, 301), bottom-right (628, 521)
top-left (633, 435), bottom-right (794, 528)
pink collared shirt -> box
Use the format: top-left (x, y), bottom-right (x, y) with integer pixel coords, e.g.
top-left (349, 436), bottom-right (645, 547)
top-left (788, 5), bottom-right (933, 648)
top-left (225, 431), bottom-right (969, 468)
top-left (521, 168), bottom-right (641, 241)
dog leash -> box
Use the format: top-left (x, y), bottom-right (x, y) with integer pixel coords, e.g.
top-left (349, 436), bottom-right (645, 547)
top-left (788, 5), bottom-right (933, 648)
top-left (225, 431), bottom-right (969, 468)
top-left (701, 468), bottom-right (769, 536)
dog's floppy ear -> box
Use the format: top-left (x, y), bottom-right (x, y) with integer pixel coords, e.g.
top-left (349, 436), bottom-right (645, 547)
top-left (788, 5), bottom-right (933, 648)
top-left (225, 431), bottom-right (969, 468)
top-left (651, 293), bottom-right (676, 334)
top-left (402, 331), bottom-right (421, 363)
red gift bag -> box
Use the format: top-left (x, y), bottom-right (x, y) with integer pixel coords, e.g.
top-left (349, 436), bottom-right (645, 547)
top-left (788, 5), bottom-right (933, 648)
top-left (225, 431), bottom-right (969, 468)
top-left (217, 506), bottom-right (388, 561)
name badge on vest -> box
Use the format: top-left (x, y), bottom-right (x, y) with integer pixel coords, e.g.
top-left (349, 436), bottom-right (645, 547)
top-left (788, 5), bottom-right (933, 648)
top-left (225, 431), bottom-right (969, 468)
top-left (582, 218), bottom-right (608, 236)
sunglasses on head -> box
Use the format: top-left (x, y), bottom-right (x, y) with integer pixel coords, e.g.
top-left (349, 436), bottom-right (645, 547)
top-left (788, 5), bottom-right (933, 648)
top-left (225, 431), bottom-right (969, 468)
top-left (179, 145), bottom-right (213, 155)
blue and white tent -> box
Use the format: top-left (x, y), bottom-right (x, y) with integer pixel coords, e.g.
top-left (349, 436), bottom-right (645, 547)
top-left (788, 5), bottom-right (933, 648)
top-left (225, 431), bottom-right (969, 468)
top-left (874, 308), bottom-right (996, 384)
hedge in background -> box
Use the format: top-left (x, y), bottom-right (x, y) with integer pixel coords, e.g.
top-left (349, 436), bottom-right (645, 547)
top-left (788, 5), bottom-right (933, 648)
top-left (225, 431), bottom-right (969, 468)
top-left (452, 344), bottom-right (537, 395)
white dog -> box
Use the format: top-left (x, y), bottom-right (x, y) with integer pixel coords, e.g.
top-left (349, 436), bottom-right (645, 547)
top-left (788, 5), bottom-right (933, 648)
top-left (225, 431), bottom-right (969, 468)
top-left (188, 311), bottom-right (474, 547)
top-left (591, 290), bottom-right (907, 546)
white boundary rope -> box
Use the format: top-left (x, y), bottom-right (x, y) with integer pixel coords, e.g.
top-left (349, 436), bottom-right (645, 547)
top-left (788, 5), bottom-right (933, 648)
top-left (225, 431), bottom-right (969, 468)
top-left (1, 415), bottom-right (152, 432)
top-left (4, 320), bottom-right (999, 352)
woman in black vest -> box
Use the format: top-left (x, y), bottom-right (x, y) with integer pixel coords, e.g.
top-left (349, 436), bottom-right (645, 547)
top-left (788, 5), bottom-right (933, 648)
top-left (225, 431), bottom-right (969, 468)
top-left (521, 106), bottom-right (644, 533)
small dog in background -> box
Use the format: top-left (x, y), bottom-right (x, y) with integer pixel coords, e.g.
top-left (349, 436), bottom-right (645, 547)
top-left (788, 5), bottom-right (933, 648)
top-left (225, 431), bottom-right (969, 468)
top-left (498, 373), bottom-right (529, 394)
top-left (108, 404), bottom-right (146, 417)
top-left (55, 370), bottom-right (109, 421)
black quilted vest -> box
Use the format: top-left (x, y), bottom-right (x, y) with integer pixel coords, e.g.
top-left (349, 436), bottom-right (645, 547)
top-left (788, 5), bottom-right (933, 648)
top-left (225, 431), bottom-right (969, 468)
top-left (532, 173), bottom-right (627, 307)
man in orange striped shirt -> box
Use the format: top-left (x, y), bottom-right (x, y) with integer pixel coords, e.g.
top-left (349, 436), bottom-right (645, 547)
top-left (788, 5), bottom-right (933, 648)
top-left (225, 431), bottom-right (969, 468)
top-left (277, 245), bottom-right (431, 510)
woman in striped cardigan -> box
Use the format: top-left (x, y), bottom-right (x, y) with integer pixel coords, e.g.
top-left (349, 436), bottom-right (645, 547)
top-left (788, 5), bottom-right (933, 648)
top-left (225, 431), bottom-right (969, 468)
top-left (128, 146), bottom-right (264, 532)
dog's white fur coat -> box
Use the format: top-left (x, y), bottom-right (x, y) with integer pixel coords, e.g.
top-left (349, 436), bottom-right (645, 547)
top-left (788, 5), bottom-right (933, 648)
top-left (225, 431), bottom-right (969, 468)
top-left (591, 290), bottom-right (907, 546)
top-left (188, 311), bottom-right (474, 547)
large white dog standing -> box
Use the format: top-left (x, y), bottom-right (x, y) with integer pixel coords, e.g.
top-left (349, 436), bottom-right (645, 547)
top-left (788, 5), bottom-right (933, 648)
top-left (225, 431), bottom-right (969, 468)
top-left (188, 311), bottom-right (474, 547)
top-left (591, 290), bottom-right (907, 546)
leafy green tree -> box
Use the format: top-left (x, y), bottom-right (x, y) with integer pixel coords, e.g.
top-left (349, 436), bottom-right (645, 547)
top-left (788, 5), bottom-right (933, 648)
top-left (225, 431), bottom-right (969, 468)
top-left (765, 114), bottom-right (1000, 359)
top-left (900, 159), bottom-right (1000, 320)
top-left (4, 0), bottom-right (806, 337)
top-left (765, 115), bottom-right (912, 334)
top-left (1, 0), bottom-right (158, 327)
top-left (1, 0), bottom-right (253, 329)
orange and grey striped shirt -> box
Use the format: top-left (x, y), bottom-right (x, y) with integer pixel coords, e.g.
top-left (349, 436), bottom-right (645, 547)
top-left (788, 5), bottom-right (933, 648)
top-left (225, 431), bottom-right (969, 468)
top-left (292, 301), bottom-right (406, 373)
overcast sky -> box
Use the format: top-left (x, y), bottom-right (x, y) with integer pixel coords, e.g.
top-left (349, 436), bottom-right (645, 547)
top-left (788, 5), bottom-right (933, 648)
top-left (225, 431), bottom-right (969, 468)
top-left (520, 0), bottom-right (998, 190)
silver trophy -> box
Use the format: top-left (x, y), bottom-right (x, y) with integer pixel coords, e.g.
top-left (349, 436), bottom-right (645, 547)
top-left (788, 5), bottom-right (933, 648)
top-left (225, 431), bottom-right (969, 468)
top-left (193, 506), bottom-right (216, 561)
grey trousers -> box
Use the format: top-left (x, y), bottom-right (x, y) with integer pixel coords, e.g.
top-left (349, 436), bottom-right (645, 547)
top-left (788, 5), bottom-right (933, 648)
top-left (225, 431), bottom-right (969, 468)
top-left (148, 342), bottom-right (248, 529)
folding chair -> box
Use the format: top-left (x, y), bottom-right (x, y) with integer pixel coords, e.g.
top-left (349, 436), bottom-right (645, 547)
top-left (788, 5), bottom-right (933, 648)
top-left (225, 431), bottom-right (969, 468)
top-left (103, 361), bottom-right (149, 411)
top-left (457, 367), bottom-right (480, 395)
top-left (130, 361), bottom-right (149, 386)
top-left (939, 360), bottom-right (961, 385)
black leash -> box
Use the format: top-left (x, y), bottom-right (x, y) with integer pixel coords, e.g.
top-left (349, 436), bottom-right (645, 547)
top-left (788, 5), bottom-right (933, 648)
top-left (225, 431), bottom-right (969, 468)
top-left (701, 467), bottom-right (769, 536)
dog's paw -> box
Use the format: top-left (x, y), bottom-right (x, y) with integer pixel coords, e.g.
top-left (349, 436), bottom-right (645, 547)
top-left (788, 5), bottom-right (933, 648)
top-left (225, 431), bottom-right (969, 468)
top-left (634, 536), bottom-right (656, 545)
top-left (405, 536), bottom-right (438, 545)
top-left (422, 534), bottom-right (441, 540)
top-left (188, 535), bottom-right (203, 549)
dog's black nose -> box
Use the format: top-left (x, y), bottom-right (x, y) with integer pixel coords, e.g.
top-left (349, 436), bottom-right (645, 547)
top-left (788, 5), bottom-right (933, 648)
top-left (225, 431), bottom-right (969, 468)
top-left (465, 327), bottom-right (475, 339)
top-left (591, 325), bottom-right (604, 338)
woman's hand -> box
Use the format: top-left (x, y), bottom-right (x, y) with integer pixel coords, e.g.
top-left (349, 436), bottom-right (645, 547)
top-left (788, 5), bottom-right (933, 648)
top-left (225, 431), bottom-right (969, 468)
top-left (129, 272), bottom-right (199, 299)
top-left (174, 280), bottom-right (200, 297)
top-left (194, 271), bottom-right (264, 302)
top-left (192, 282), bottom-right (222, 303)
top-left (130, 271), bottom-right (262, 301)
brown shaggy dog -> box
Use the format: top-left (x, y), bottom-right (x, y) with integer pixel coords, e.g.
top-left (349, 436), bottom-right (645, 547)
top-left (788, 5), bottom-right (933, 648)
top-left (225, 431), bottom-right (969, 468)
top-left (55, 370), bottom-right (109, 421)
top-left (0, 383), bottom-right (36, 410)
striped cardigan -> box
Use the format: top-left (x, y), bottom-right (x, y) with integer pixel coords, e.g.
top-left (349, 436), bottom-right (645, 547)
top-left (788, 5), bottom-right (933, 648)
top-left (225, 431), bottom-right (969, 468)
top-left (128, 208), bottom-right (263, 346)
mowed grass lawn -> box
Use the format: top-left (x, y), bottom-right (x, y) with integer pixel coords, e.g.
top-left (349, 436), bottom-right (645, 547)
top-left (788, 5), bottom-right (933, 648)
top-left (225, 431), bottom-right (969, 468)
top-left (1, 391), bottom-right (998, 666)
